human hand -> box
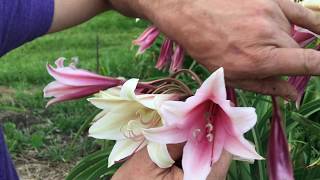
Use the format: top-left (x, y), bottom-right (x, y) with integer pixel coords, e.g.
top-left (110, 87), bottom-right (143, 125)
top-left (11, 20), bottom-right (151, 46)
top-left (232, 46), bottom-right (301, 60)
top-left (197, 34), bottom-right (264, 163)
top-left (108, 0), bottom-right (320, 100)
top-left (111, 144), bottom-right (232, 180)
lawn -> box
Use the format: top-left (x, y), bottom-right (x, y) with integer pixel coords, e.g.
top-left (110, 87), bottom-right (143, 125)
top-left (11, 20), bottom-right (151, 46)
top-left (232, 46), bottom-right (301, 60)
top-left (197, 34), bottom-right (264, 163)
top-left (0, 11), bottom-right (157, 179)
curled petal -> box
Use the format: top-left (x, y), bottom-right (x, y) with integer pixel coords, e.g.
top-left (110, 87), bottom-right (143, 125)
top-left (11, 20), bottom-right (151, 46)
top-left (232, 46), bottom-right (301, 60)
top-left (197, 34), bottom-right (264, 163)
top-left (108, 139), bottom-right (146, 167)
top-left (55, 57), bottom-right (65, 68)
top-left (133, 26), bottom-right (160, 54)
top-left (147, 142), bottom-right (175, 168)
top-left (120, 78), bottom-right (139, 100)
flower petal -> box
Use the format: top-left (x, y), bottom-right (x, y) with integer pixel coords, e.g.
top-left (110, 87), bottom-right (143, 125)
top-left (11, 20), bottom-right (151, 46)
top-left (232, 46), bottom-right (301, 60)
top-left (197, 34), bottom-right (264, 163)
top-left (220, 101), bottom-right (257, 133)
top-left (120, 79), bottom-right (139, 100)
top-left (196, 67), bottom-right (227, 101)
top-left (133, 26), bottom-right (160, 54)
top-left (217, 107), bottom-right (263, 160)
top-left (211, 122), bottom-right (226, 163)
top-left (47, 63), bottom-right (121, 86)
top-left (224, 135), bottom-right (263, 160)
top-left (108, 139), bottom-right (145, 167)
top-left (170, 45), bottom-right (184, 72)
top-left (182, 140), bottom-right (212, 180)
top-left (144, 126), bottom-right (188, 144)
top-left (156, 38), bottom-right (174, 70)
top-left (89, 105), bottom-right (141, 140)
top-left (147, 142), bottom-right (175, 168)
top-left (45, 85), bottom-right (110, 107)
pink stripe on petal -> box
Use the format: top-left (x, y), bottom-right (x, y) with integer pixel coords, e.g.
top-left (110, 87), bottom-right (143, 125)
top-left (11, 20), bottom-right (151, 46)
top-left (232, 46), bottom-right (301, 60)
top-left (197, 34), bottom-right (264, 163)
top-left (133, 26), bottom-right (158, 44)
top-left (47, 64), bottom-right (121, 86)
top-left (45, 85), bottom-right (111, 107)
top-left (156, 38), bottom-right (174, 70)
top-left (182, 140), bottom-right (212, 180)
top-left (133, 26), bottom-right (160, 54)
top-left (170, 45), bottom-right (184, 72)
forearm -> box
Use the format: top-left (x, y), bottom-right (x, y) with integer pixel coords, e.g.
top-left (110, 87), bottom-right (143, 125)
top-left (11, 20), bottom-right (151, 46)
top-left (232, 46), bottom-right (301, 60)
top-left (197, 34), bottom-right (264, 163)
top-left (49, 0), bottom-right (111, 33)
top-left (107, 0), bottom-right (156, 19)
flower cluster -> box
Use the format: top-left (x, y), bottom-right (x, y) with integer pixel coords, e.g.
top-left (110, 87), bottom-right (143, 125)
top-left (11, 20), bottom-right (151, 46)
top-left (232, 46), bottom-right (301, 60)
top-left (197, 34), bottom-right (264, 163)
top-left (44, 58), bottom-right (262, 180)
top-left (133, 26), bottom-right (185, 72)
top-left (43, 20), bottom-right (320, 179)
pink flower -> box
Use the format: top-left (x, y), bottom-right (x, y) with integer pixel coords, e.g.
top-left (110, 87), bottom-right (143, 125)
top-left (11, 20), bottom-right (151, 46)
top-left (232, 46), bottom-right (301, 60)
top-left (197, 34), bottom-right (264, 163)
top-left (268, 97), bottom-right (294, 180)
top-left (170, 45), bottom-right (185, 72)
top-left (144, 68), bottom-right (263, 180)
top-left (133, 26), bottom-right (160, 54)
top-left (292, 26), bottom-right (317, 48)
top-left (43, 58), bottom-right (123, 107)
top-left (134, 26), bottom-right (186, 71)
top-left (156, 38), bottom-right (174, 70)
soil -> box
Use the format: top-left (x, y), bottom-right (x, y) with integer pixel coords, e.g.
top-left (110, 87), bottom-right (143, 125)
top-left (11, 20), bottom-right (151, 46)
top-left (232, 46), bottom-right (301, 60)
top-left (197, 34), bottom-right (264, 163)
top-left (15, 152), bottom-right (74, 180)
top-left (0, 86), bottom-right (75, 180)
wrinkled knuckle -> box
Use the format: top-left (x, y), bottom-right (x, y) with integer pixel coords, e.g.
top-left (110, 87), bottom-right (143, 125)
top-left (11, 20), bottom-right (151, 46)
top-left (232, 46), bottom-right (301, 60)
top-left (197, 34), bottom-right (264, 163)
top-left (256, 3), bottom-right (274, 16)
top-left (256, 20), bottom-right (275, 36)
top-left (302, 49), bottom-right (318, 73)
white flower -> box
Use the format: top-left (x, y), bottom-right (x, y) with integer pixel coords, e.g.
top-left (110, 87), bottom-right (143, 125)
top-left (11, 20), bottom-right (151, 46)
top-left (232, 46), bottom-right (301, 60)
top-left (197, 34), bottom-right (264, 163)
top-left (88, 79), bottom-right (175, 168)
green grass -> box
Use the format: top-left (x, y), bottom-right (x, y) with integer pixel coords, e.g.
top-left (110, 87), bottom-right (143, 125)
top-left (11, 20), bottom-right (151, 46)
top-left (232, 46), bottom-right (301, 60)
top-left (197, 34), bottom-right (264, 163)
top-left (0, 12), bottom-right (159, 162)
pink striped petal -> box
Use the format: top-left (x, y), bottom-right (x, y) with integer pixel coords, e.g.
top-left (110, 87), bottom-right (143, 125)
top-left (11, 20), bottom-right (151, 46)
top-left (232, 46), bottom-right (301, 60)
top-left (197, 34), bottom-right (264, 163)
top-left (182, 140), bottom-right (212, 180)
top-left (47, 64), bottom-right (121, 86)
top-left (156, 38), bottom-right (174, 70)
top-left (170, 45), bottom-right (184, 72)
top-left (45, 85), bottom-right (111, 107)
top-left (133, 26), bottom-right (160, 54)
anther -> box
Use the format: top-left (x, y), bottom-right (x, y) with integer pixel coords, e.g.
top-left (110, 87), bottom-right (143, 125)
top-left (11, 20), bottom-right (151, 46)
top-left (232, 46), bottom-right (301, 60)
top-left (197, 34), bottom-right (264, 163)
top-left (192, 129), bottom-right (201, 139)
top-left (205, 123), bottom-right (213, 133)
top-left (206, 133), bottom-right (214, 142)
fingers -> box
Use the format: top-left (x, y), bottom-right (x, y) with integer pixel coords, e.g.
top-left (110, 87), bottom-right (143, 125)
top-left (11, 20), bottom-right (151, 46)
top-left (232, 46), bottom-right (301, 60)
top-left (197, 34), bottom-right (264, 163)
top-left (277, 0), bottom-right (320, 34)
top-left (112, 144), bottom-right (184, 180)
top-left (267, 48), bottom-right (320, 76)
top-left (207, 151), bottom-right (233, 180)
top-left (227, 77), bottom-right (298, 100)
